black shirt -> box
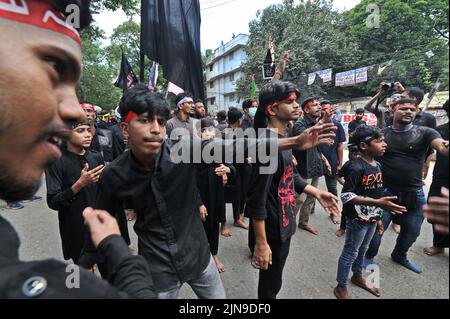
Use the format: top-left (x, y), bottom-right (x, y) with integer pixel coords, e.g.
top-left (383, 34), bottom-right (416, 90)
top-left (319, 120), bottom-right (346, 175)
top-left (379, 125), bottom-right (441, 192)
top-left (45, 149), bottom-right (104, 262)
top-left (414, 110), bottom-right (437, 129)
top-left (338, 160), bottom-right (354, 180)
top-left (293, 115), bottom-right (324, 179)
top-left (341, 158), bottom-right (384, 222)
top-left (246, 131), bottom-right (308, 243)
top-left (433, 123), bottom-right (449, 182)
top-left (0, 215), bottom-right (155, 298)
top-left (95, 146), bottom-right (211, 292)
top-left (348, 119), bottom-right (367, 135)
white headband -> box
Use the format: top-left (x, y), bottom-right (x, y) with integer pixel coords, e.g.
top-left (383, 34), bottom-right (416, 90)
top-left (177, 97), bottom-right (194, 106)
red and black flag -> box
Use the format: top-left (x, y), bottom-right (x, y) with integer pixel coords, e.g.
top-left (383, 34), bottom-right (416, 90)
top-left (141, 0), bottom-right (204, 100)
top-left (114, 51), bottom-right (138, 93)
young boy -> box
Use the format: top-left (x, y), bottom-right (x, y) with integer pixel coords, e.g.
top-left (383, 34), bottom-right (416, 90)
top-left (335, 143), bottom-right (361, 237)
top-left (197, 118), bottom-right (234, 273)
top-left (248, 81), bottom-right (341, 299)
top-left (334, 126), bottom-right (406, 299)
top-left (45, 120), bottom-right (105, 265)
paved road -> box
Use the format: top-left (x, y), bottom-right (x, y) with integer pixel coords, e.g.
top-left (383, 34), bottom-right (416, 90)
top-left (1, 167), bottom-right (448, 299)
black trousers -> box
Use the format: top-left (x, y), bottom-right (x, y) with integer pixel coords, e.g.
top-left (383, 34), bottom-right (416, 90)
top-left (232, 198), bottom-right (245, 221)
top-left (203, 222), bottom-right (220, 256)
top-left (258, 238), bottom-right (291, 299)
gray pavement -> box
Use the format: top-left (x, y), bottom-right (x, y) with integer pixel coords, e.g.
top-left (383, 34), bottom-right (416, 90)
top-left (1, 167), bottom-right (448, 299)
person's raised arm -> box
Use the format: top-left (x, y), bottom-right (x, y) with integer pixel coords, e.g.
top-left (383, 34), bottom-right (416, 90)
top-left (271, 51), bottom-right (289, 82)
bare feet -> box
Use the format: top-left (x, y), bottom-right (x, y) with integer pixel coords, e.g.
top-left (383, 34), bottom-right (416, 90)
top-left (221, 224), bottom-right (232, 237)
top-left (334, 285), bottom-right (351, 299)
top-left (234, 218), bottom-right (249, 230)
top-left (351, 274), bottom-right (381, 297)
top-left (299, 224), bottom-right (319, 235)
top-left (392, 223), bottom-right (401, 234)
top-left (424, 246), bottom-right (445, 256)
top-left (335, 228), bottom-right (346, 237)
top-left (213, 255), bottom-right (225, 273)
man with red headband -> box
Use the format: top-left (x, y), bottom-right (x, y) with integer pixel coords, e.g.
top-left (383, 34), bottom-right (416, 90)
top-left (293, 97), bottom-right (327, 235)
top-left (0, 0), bottom-right (155, 298)
top-left (364, 99), bottom-right (449, 274)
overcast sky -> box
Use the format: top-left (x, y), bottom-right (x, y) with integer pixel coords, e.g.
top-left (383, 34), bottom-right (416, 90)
top-left (94, 0), bottom-right (361, 51)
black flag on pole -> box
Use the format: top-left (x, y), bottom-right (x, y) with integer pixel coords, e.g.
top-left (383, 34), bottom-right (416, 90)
top-left (114, 52), bottom-right (138, 93)
top-left (141, 0), bottom-right (204, 100)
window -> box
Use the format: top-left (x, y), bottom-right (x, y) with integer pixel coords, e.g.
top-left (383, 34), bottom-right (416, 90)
top-left (229, 52), bottom-right (234, 60)
top-left (209, 64), bottom-right (213, 72)
top-left (229, 73), bottom-right (234, 81)
top-left (210, 82), bottom-right (214, 88)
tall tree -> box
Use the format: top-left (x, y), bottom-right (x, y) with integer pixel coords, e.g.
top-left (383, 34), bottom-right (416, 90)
top-left (346, 0), bottom-right (449, 93)
top-left (237, 0), bottom-right (362, 101)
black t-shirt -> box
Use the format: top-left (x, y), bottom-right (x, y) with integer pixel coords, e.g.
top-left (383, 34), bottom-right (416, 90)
top-left (433, 123), bottom-right (449, 182)
top-left (414, 111), bottom-right (437, 129)
top-left (379, 125), bottom-right (441, 192)
top-left (338, 160), bottom-right (354, 180)
top-left (348, 119), bottom-right (367, 135)
top-left (246, 131), bottom-right (307, 243)
top-left (341, 158), bottom-right (384, 222)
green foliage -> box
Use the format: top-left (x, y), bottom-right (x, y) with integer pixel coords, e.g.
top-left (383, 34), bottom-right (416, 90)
top-left (76, 26), bottom-right (122, 111)
top-left (91, 0), bottom-right (139, 16)
top-left (238, 0), bottom-right (448, 101)
top-left (238, 0), bottom-right (362, 100)
top-left (345, 0), bottom-right (449, 94)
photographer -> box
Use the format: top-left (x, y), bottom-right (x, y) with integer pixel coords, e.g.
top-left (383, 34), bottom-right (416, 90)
top-left (364, 82), bottom-right (405, 129)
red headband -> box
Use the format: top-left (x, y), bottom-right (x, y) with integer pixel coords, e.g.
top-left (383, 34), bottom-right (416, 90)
top-left (321, 104), bottom-right (331, 111)
top-left (303, 99), bottom-right (320, 111)
top-left (265, 92), bottom-right (298, 114)
top-left (124, 111), bottom-right (138, 124)
top-left (0, 0), bottom-right (81, 45)
top-left (392, 103), bottom-right (418, 112)
top-left (81, 103), bottom-right (94, 112)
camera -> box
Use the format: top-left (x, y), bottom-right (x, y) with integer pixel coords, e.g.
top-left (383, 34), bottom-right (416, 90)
top-left (382, 82), bottom-right (395, 91)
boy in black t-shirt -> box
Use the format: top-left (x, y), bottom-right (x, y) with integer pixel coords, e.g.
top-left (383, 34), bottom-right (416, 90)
top-left (248, 81), bottom-right (341, 299)
top-left (334, 126), bottom-right (407, 299)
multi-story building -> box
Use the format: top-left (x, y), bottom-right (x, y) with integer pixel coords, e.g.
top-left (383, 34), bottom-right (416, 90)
top-left (205, 34), bottom-right (249, 112)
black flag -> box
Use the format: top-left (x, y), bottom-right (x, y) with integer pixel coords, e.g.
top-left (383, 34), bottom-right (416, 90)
top-left (114, 52), bottom-right (138, 93)
top-left (141, 0), bottom-right (204, 100)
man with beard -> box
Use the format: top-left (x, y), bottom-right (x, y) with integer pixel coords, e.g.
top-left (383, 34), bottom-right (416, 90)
top-left (45, 121), bottom-right (104, 265)
top-left (166, 92), bottom-right (198, 138)
top-left (81, 103), bottom-right (122, 165)
top-left (293, 97), bottom-right (327, 235)
top-left (348, 108), bottom-right (367, 137)
top-left (0, 0), bottom-right (154, 298)
top-left (364, 99), bottom-right (449, 273)
top-left (193, 99), bottom-right (207, 120)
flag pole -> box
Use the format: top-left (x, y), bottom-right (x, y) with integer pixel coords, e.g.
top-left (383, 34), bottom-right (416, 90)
top-left (139, 0), bottom-right (145, 82)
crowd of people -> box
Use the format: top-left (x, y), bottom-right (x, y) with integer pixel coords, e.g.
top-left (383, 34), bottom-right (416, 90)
top-left (0, 0), bottom-right (448, 300)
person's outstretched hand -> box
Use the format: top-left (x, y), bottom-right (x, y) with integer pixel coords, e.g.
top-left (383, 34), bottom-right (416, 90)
top-left (83, 207), bottom-right (121, 248)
